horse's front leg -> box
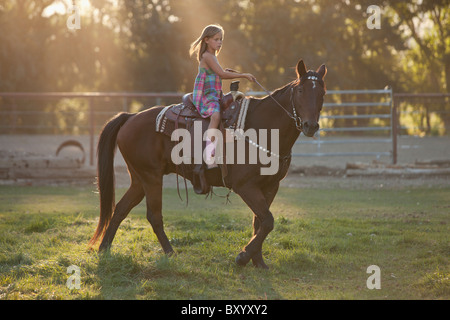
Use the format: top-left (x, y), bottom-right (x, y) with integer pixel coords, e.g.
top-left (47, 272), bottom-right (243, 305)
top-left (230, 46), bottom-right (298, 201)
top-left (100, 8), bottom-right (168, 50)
top-left (249, 216), bottom-right (269, 269)
top-left (250, 182), bottom-right (280, 269)
top-left (234, 186), bottom-right (274, 268)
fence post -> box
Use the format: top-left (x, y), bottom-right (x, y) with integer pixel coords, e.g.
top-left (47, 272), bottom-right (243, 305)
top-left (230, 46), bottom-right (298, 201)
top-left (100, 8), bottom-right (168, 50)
top-left (391, 92), bottom-right (398, 164)
top-left (89, 98), bottom-right (95, 166)
top-left (122, 96), bottom-right (128, 112)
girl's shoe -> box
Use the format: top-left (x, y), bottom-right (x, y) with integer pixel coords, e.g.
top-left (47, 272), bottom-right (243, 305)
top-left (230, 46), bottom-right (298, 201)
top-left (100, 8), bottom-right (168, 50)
top-left (205, 138), bottom-right (218, 168)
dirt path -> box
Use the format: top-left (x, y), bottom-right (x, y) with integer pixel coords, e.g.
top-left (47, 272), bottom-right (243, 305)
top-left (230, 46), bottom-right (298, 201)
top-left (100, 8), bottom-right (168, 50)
top-left (1, 134), bottom-right (449, 189)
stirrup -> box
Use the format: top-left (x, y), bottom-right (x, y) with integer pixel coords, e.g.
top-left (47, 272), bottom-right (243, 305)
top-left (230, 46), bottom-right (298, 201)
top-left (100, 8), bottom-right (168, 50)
top-left (192, 164), bottom-right (211, 195)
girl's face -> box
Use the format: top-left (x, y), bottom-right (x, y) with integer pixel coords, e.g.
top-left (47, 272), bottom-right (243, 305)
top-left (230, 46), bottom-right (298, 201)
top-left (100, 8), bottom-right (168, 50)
top-left (205, 32), bottom-right (223, 53)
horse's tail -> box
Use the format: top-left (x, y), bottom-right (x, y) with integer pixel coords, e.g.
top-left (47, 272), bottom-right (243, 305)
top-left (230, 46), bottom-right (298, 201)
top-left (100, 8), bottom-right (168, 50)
top-left (89, 112), bottom-right (134, 247)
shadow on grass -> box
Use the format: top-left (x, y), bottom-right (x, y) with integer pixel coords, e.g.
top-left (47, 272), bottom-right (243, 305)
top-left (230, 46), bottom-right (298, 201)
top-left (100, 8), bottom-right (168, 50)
top-left (96, 250), bottom-right (144, 299)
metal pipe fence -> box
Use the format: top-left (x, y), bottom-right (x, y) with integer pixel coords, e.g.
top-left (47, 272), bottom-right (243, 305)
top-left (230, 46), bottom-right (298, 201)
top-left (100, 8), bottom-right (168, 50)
top-left (393, 93), bottom-right (450, 136)
top-left (2, 89), bottom-right (447, 166)
top-left (249, 88), bottom-right (396, 162)
top-left (0, 92), bottom-right (184, 165)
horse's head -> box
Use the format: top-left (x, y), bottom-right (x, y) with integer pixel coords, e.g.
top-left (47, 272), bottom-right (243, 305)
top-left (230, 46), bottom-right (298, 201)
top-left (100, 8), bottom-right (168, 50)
top-left (291, 60), bottom-right (327, 137)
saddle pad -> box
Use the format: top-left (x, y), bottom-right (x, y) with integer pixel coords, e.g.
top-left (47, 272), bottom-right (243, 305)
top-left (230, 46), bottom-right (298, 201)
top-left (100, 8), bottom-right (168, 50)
top-left (155, 105), bottom-right (171, 133)
top-left (235, 98), bottom-right (250, 131)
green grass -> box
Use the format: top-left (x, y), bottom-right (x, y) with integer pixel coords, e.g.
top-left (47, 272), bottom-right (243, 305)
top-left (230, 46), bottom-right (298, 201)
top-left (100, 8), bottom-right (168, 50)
top-left (0, 183), bottom-right (448, 300)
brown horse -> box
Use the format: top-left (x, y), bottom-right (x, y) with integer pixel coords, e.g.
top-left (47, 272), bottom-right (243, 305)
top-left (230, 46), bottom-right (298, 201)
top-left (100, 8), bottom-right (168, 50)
top-left (89, 59), bottom-right (327, 269)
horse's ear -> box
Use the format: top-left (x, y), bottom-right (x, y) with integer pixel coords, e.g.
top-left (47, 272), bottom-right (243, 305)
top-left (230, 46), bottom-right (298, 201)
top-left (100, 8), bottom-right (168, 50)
top-left (317, 64), bottom-right (327, 79)
top-left (296, 60), bottom-right (307, 79)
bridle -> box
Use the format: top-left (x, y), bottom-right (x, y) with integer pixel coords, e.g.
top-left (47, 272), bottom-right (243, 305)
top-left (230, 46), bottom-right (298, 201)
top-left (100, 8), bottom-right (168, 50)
top-left (254, 79), bottom-right (301, 130)
top-left (254, 71), bottom-right (324, 132)
top-left (235, 72), bottom-right (324, 164)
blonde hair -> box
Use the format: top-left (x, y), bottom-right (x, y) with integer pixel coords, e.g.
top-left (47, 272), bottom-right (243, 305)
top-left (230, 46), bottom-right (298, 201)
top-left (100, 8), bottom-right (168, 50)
top-left (189, 24), bottom-right (224, 62)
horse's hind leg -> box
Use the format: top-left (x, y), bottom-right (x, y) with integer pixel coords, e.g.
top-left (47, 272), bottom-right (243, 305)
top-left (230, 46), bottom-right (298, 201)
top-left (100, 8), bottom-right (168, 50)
top-left (99, 178), bottom-right (145, 251)
top-left (141, 171), bottom-right (174, 255)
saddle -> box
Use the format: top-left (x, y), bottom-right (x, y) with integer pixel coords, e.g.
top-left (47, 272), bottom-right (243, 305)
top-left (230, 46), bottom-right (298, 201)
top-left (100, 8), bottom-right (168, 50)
top-left (163, 90), bottom-right (243, 129)
top-left (156, 81), bottom-right (247, 195)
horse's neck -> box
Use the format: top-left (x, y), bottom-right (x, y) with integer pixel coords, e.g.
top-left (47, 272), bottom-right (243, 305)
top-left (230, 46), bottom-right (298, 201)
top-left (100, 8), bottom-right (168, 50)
top-left (247, 89), bottom-right (300, 156)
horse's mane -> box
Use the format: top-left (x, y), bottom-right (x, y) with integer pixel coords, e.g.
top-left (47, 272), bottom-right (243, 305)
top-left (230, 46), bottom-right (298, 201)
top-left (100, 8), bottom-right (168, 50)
top-left (247, 69), bottom-right (326, 108)
top-left (252, 79), bottom-right (296, 101)
top-left (247, 79), bottom-right (297, 112)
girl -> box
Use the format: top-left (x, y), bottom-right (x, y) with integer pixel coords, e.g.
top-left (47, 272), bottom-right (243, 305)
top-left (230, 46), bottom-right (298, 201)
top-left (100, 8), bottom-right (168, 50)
top-left (189, 24), bottom-right (255, 162)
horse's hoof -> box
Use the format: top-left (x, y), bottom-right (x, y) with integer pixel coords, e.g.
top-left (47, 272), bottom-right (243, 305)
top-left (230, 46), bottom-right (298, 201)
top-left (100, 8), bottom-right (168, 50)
top-left (253, 261), bottom-right (269, 270)
top-left (98, 243), bottom-right (111, 253)
top-left (235, 251), bottom-right (251, 266)
top-left (166, 250), bottom-right (176, 257)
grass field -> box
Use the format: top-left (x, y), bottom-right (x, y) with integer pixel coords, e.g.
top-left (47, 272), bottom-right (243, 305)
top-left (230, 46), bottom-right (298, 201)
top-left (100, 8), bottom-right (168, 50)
top-left (0, 182), bottom-right (448, 300)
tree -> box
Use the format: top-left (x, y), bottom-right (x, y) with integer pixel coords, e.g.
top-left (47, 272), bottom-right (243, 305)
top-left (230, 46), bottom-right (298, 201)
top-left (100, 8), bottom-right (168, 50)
top-left (388, 0), bottom-right (449, 93)
top-left (0, 0), bottom-right (447, 94)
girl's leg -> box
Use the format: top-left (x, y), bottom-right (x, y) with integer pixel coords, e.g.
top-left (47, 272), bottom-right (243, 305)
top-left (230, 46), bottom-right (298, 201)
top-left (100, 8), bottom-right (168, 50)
top-left (208, 112), bottom-right (221, 135)
top-left (206, 112), bottom-right (221, 164)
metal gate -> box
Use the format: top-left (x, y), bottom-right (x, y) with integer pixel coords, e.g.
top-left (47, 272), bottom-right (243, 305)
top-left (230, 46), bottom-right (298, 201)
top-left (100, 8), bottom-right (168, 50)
top-left (249, 88), bottom-right (396, 164)
top-left (0, 88), bottom-right (397, 165)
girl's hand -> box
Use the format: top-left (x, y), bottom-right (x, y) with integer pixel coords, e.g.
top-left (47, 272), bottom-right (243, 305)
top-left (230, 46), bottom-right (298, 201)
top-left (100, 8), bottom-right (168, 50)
top-left (243, 73), bottom-right (256, 82)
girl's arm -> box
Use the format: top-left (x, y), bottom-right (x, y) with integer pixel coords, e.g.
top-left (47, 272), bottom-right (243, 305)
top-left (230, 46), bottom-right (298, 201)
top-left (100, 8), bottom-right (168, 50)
top-left (203, 52), bottom-right (255, 82)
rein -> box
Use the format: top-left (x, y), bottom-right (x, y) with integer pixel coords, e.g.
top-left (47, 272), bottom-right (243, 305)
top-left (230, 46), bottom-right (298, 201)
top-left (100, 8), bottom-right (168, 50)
top-left (254, 79), bottom-right (303, 131)
top-left (254, 72), bottom-right (325, 132)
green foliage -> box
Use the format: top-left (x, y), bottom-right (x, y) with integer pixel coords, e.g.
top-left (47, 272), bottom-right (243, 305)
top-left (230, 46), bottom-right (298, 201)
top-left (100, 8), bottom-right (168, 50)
top-left (0, 0), bottom-right (448, 134)
top-left (1, 0), bottom-right (448, 92)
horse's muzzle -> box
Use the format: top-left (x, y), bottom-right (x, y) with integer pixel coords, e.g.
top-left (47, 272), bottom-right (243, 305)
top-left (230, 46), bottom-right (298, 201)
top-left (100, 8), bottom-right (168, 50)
top-left (302, 121), bottom-right (319, 137)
